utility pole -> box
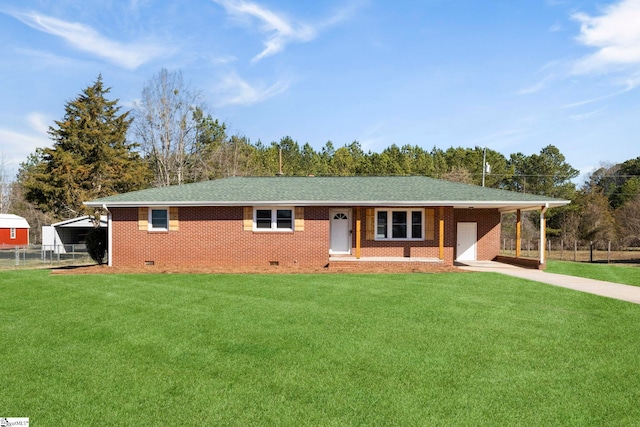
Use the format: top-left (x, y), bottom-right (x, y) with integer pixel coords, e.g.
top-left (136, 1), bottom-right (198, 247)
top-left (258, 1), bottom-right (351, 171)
top-left (482, 147), bottom-right (490, 187)
top-left (277, 147), bottom-right (284, 176)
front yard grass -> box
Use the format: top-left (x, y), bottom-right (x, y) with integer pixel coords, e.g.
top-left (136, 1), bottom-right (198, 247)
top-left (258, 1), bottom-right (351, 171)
top-left (2, 270), bottom-right (640, 425)
top-left (546, 260), bottom-right (640, 287)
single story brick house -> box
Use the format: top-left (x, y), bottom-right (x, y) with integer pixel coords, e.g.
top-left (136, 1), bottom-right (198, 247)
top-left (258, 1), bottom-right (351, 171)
top-left (85, 176), bottom-right (570, 270)
top-left (0, 214), bottom-right (30, 247)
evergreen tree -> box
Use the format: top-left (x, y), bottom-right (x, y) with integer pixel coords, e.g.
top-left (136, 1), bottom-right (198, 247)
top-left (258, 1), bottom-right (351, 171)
top-left (20, 75), bottom-right (151, 219)
top-left (505, 145), bottom-right (577, 198)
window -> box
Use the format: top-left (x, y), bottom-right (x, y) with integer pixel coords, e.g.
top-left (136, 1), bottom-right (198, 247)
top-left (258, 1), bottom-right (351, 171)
top-left (412, 211), bottom-right (423, 239)
top-left (276, 209), bottom-right (292, 229)
top-left (256, 209), bottom-right (272, 229)
top-left (392, 211), bottom-right (407, 238)
top-left (149, 208), bottom-right (169, 231)
top-left (376, 211), bottom-right (387, 238)
top-left (375, 209), bottom-right (424, 240)
top-left (254, 208), bottom-right (294, 231)
top-left (10, 228), bottom-right (16, 239)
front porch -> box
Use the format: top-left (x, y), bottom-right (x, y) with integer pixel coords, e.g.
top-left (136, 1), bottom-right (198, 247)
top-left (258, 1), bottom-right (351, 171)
top-left (329, 256), bottom-right (443, 263)
top-left (328, 255), bottom-right (447, 272)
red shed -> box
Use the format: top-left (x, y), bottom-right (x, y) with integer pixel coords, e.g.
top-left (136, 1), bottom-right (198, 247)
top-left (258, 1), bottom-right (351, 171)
top-left (0, 214), bottom-right (30, 247)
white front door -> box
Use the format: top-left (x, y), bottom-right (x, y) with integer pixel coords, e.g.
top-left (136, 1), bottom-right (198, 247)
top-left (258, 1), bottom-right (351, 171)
top-left (330, 209), bottom-right (351, 254)
top-left (456, 222), bottom-right (477, 261)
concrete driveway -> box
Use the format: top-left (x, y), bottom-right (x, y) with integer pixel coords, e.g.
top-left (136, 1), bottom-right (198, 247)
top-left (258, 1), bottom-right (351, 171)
top-left (457, 261), bottom-right (640, 305)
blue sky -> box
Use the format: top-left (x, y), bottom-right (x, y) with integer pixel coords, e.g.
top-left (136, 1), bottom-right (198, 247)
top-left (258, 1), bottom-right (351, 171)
top-left (1, 0), bottom-right (640, 182)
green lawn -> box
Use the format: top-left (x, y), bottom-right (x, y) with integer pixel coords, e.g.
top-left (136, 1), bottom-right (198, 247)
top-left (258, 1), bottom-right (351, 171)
top-left (547, 260), bottom-right (640, 287)
top-left (2, 270), bottom-right (640, 426)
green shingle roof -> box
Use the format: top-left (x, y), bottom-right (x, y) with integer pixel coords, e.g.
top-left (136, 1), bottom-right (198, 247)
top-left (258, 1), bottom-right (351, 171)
top-left (85, 176), bottom-right (569, 210)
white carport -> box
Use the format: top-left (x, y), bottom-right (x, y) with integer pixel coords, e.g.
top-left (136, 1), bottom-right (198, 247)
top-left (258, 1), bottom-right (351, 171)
top-left (42, 216), bottom-right (107, 254)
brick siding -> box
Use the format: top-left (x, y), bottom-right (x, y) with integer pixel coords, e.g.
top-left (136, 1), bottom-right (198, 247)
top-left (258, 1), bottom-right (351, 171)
top-left (453, 208), bottom-right (501, 261)
top-left (111, 206), bottom-right (330, 268)
top-left (109, 205), bottom-right (501, 269)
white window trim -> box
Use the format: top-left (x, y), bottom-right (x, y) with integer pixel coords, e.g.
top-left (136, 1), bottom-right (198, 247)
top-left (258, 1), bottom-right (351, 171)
top-left (148, 207), bottom-right (169, 232)
top-left (10, 228), bottom-right (16, 239)
top-left (253, 207), bottom-right (294, 232)
top-left (374, 208), bottom-right (425, 241)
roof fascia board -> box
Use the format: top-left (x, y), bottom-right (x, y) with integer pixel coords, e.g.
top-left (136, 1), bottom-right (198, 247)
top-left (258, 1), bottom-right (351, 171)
top-left (51, 215), bottom-right (90, 227)
top-left (86, 200), bottom-right (570, 209)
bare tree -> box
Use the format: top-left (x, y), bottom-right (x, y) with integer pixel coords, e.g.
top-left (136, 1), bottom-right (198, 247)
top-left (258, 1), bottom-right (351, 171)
top-left (9, 184), bottom-right (53, 244)
top-left (575, 188), bottom-right (617, 247)
top-left (616, 194), bottom-right (640, 246)
top-left (442, 166), bottom-right (474, 184)
top-left (0, 151), bottom-right (14, 213)
top-left (134, 69), bottom-right (203, 186)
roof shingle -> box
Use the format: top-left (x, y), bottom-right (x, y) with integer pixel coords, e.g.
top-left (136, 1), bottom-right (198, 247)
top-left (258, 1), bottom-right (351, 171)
top-left (85, 176), bottom-right (569, 210)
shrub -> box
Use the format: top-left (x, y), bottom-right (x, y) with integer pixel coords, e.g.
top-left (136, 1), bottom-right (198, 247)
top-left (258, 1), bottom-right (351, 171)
top-left (85, 227), bottom-right (107, 264)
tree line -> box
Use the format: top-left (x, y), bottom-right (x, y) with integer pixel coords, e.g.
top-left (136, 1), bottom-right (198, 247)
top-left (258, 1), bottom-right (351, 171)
top-left (2, 70), bottom-right (639, 248)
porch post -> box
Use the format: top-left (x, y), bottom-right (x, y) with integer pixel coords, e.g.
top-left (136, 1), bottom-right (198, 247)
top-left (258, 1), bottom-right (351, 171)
top-left (516, 209), bottom-right (521, 258)
top-left (439, 207), bottom-right (445, 260)
top-left (104, 205), bottom-right (113, 267)
top-left (539, 204), bottom-right (548, 265)
top-left (355, 208), bottom-right (361, 259)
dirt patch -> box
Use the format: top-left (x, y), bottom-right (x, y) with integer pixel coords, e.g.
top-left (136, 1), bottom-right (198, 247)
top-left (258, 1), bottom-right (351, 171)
top-left (51, 263), bottom-right (461, 275)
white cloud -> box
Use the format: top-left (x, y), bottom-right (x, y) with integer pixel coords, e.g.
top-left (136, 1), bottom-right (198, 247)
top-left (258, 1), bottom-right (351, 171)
top-left (517, 76), bottom-right (553, 95)
top-left (213, 0), bottom-right (314, 62)
top-left (516, 60), bottom-right (565, 95)
top-left (549, 22), bottom-right (563, 33)
top-left (26, 112), bottom-right (51, 135)
top-left (7, 10), bottom-right (169, 69)
top-left (212, 0), bottom-right (357, 63)
top-left (562, 84), bottom-right (635, 108)
top-left (0, 112), bottom-right (54, 172)
top-left (572, 0), bottom-right (640, 73)
top-left (0, 127), bottom-right (49, 173)
top-left (618, 71), bottom-right (640, 90)
top-left (207, 54), bottom-right (238, 65)
top-left (213, 72), bottom-right (290, 106)
top-left (569, 106), bottom-right (608, 121)
top-left (359, 121), bottom-right (388, 152)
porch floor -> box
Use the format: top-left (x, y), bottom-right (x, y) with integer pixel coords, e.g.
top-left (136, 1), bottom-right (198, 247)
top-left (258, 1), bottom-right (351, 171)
top-left (329, 256), bottom-right (443, 263)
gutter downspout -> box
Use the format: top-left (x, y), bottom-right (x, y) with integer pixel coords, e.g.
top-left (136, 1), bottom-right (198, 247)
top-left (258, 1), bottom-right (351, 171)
top-left (103, 204), bottom-right (112, 267)
top-left (540, 203), bottom-right (548, 266)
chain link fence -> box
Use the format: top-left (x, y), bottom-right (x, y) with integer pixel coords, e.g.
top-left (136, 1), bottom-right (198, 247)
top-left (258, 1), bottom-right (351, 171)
top-left (0, 245), bottom-right (99, 269)
top-left (501, 239), bottom-right (640, 264)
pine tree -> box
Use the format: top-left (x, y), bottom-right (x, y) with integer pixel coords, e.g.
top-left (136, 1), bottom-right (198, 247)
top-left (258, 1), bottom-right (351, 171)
top-left (21, 75), bottom-right (151, 219)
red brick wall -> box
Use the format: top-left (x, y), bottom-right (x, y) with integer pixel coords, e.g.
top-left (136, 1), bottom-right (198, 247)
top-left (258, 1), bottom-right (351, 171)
top-left (109, 205), bottom-right (500, 268)
top-left (453, 208), bottom-right (501, 261)
top-left (110, 206), bottom-right (330, 268)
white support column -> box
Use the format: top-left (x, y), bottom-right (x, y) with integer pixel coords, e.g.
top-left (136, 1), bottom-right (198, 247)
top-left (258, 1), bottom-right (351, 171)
top-left (103, 204), bottom-right (113, 267)
top-left (539, 204), bottom-right (548, 265)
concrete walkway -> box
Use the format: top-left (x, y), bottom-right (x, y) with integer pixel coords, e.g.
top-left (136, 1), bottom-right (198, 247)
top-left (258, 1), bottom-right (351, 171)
top-left (457, 261), bottom-right (640, 305)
